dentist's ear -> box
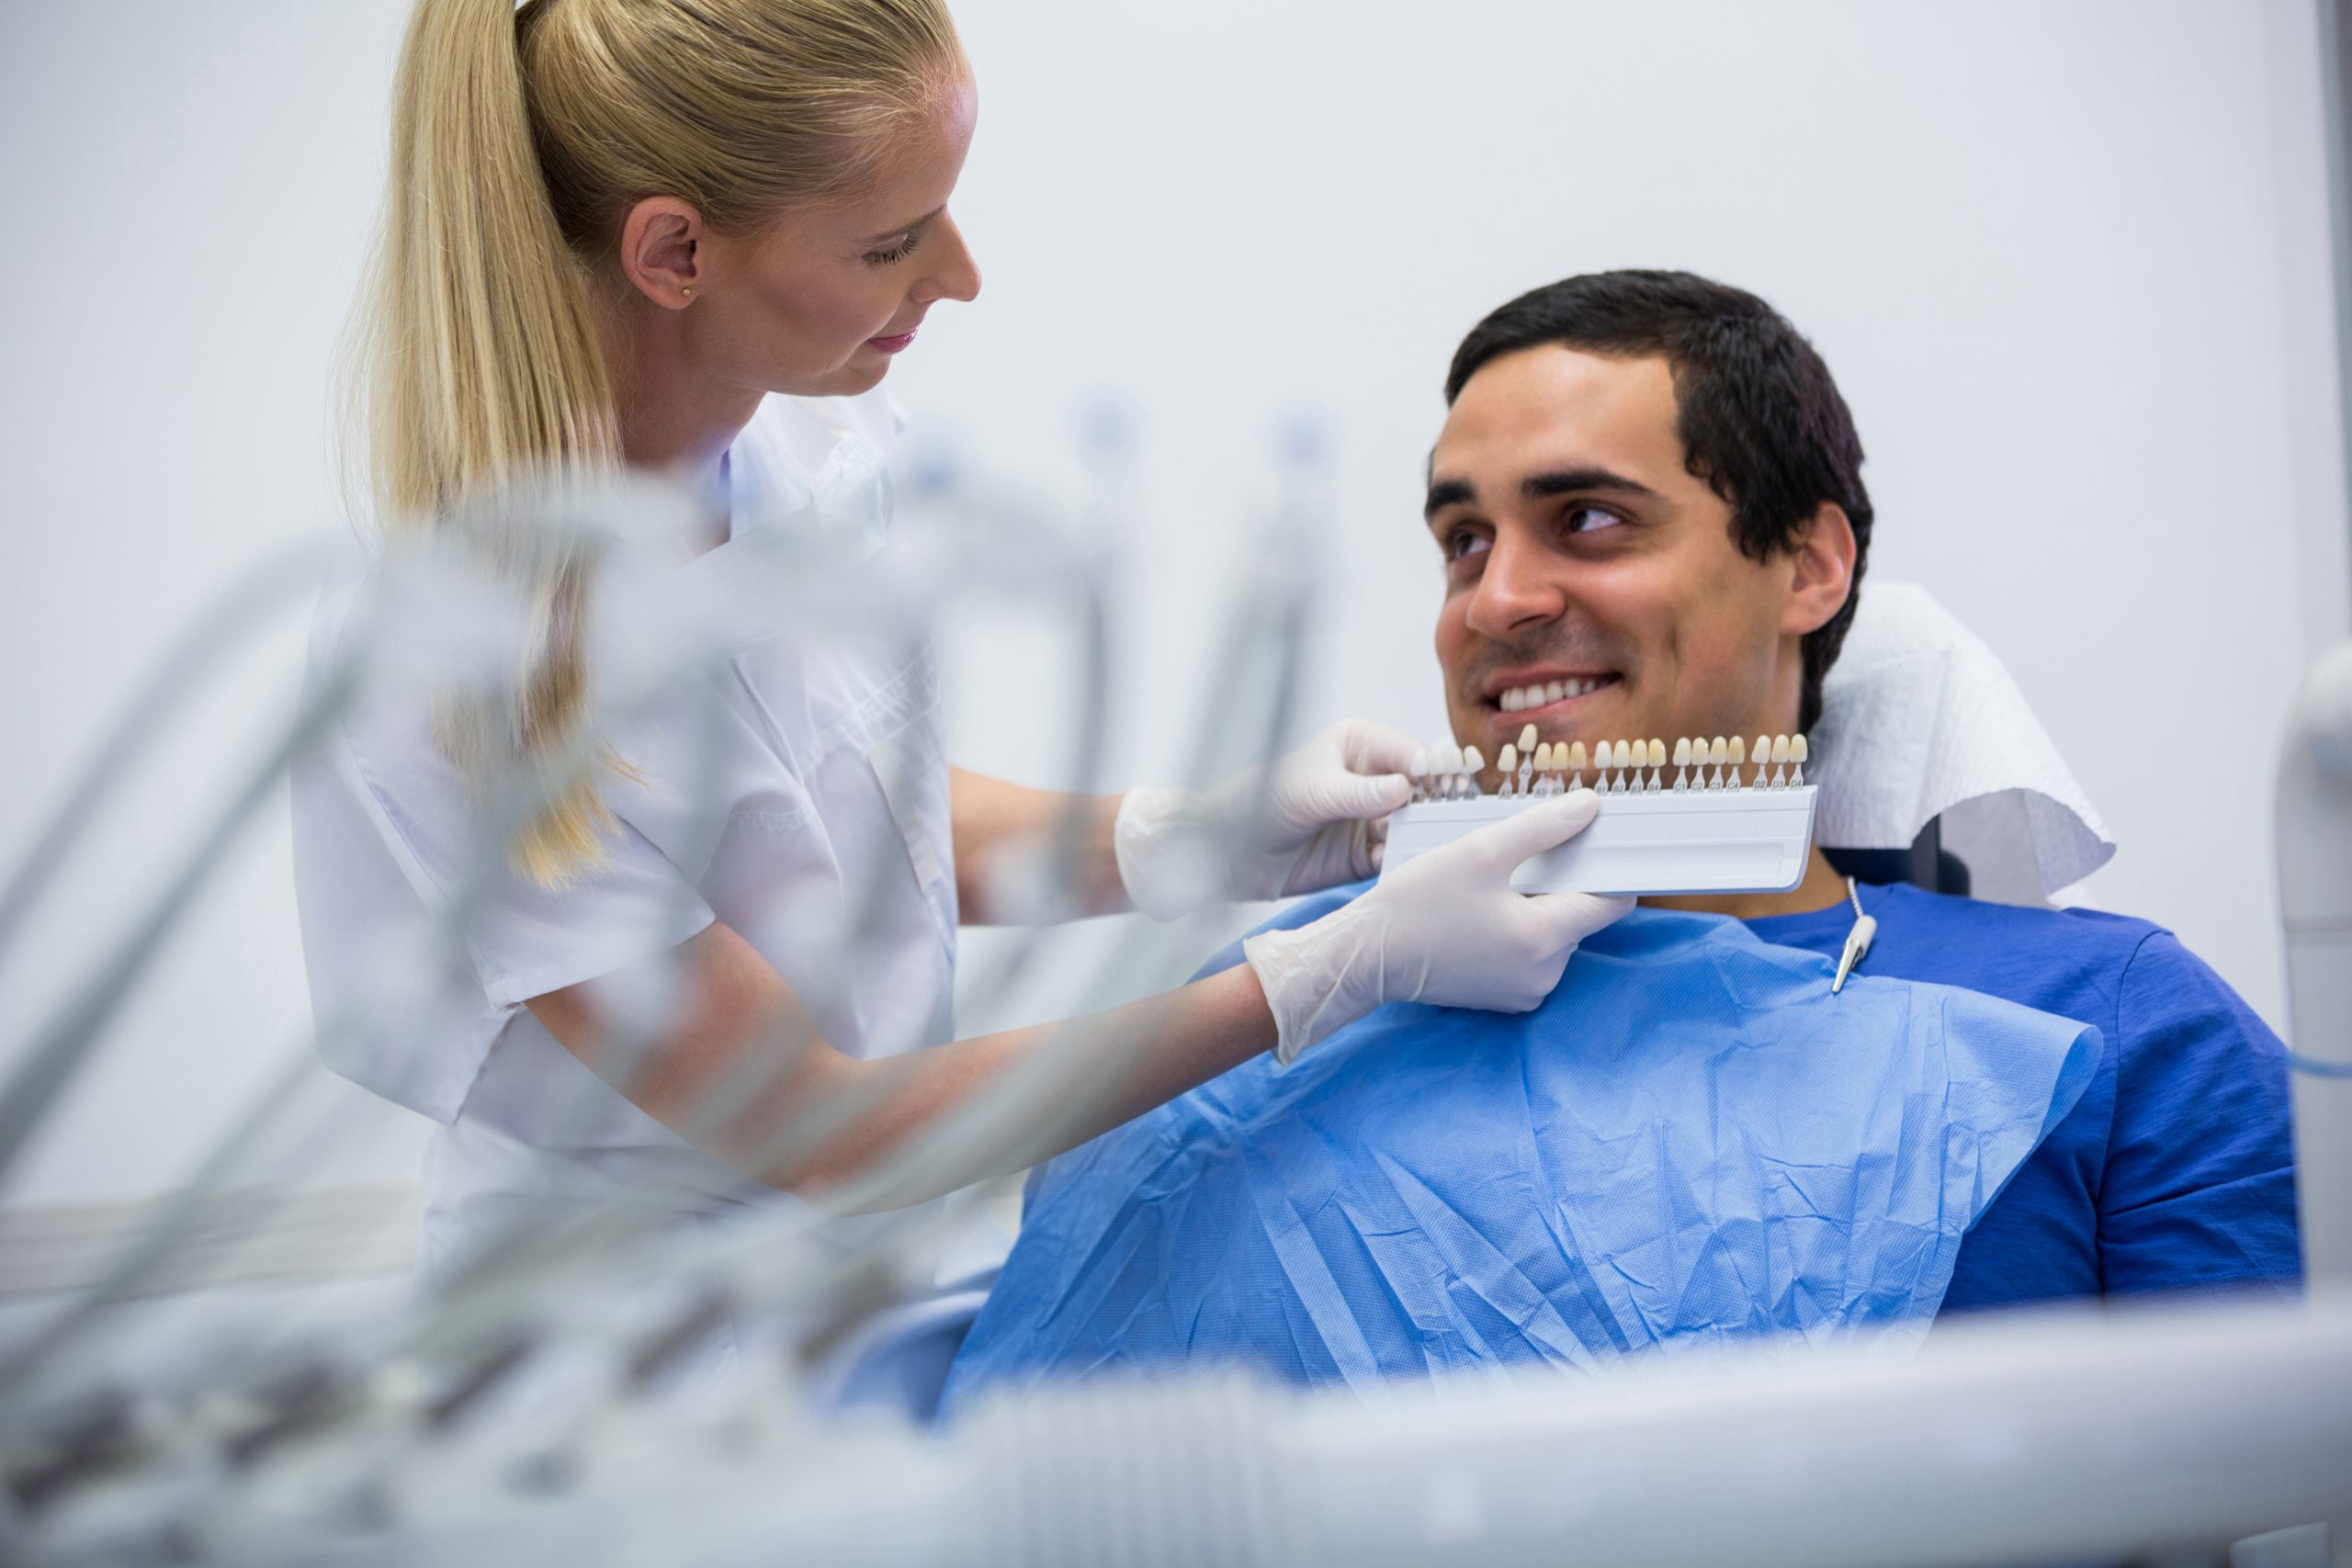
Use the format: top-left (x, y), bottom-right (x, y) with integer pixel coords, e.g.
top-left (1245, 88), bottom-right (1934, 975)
top-left (1782, 502), bottom-right (1858, 637)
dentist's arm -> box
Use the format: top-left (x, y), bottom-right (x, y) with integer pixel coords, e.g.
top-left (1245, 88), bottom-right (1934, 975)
top-left (526, 792), bottom-right (1625, 1212)
top-left (950, 719), bottom-right (1422, 924)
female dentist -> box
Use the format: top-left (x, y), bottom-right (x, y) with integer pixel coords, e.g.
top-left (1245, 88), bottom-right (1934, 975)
top-left (293, 0), bottom-right (1623, 1304)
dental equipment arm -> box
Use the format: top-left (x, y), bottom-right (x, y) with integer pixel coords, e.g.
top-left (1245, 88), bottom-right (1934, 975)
top-left (523, 794), bottom-right (1611, 1208)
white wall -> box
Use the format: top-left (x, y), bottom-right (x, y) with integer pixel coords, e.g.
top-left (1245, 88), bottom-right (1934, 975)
top-left (0, 0), bottom-right (2343, 1207)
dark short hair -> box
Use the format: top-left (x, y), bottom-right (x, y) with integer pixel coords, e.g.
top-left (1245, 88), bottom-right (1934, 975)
top-left (1444, 270), bottom-right (1871, 734)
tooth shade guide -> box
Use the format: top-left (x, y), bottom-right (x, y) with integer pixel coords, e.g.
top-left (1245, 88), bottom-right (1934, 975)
top-left (1385, 753), bottom-right (1817, 894)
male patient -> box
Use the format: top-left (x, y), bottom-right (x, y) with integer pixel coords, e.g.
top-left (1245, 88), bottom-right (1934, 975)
top-left (1417, 268), bottom-right (2296, 1310)
top-left (944, 272), bottom-right (2300, 1406)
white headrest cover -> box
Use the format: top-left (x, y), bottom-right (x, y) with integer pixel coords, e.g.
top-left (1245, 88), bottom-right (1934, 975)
top-left (1812, 581), bottom-right (2114, 904)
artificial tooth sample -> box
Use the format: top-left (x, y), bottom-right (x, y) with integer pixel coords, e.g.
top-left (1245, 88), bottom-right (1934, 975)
top-left (1727, 736), bottom-right (1747, 791)
top-left (1707, 737), bottom-right (1729, 789)
top-left (1769, 733), bottom-right (1790, 787)
top-left (1497, 743), bottom-right (1518, 796)
top-left (1566, 740), bottom-right (1588, 792)
top-left (1750, 736), bottom-right (1770, 788)
top-left (1790, 732), bottom-right (1808, 785)
top-left (1409, 747), bottom-right (1430, 803)
top-left (1647, 738), bottom-right (1667, 791)
top-left (1463, 745), bottom-right (1486, 797)
top-left (1671, 737), bottom-right (1692, 790)
top-left (1519, 723), bottom-right (1539, 754)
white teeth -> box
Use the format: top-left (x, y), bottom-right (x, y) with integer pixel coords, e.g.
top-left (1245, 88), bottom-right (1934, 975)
top-left (1518, 723), bottom-right (1538, 753)
top-left (1500, 676), bottom-right (1615, 711)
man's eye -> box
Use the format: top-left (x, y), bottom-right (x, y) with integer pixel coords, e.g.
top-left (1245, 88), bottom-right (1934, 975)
top-left (1445, 530), bottom-right (1490, 562)
top-left (1564, 504), bottom-right (1625, 535)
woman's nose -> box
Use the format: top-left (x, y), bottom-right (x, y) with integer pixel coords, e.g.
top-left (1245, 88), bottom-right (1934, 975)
top-left (921, 213), bottom-right (980, 305)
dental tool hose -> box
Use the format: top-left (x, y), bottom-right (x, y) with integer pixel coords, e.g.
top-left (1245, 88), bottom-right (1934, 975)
top-left (2277, 639), bottom-right (2352, 1295)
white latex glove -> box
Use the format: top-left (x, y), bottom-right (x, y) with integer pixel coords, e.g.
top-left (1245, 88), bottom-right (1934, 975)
top-left (1241, 789), bottom-right (1633, 1065)
top-left (1114, 718), bottom-right (1419, 920)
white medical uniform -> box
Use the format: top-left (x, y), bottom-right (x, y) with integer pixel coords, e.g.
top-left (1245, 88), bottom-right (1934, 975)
top-left (292, 391), bottom-right (998, 1387)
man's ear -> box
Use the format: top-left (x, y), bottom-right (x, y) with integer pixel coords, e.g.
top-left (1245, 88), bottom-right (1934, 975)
top-left (617, 196), bottom-right (707, 310)
top-left (1782, 502), bottom-right (1857, 637)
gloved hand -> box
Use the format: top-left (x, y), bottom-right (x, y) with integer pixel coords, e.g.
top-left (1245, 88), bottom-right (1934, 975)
top-left (1241, 790), bottom-right (1633, 1065)
top-left (1114, 718), bottom-right (1419, 919)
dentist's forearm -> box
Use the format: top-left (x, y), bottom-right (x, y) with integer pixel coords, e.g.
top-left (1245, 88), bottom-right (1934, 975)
top-left (526, 920), bottom-right (1274, 1211)
top-left (946, 767), bottom-right (1128, 921)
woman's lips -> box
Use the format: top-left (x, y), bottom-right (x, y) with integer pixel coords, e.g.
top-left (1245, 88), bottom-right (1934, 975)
top-left (867, 329), bottom-right (918, 355)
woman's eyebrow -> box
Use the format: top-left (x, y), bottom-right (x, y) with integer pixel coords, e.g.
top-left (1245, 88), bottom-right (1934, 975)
top-left (860, 205), bottom-right (944, 243)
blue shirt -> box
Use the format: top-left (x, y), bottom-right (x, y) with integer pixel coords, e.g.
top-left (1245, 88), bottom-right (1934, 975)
top-left (1747, 882), bottom-right (2301, 1310)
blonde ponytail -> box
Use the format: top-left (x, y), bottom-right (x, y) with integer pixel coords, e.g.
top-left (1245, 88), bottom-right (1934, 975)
top-left (346, 0), bottom-right (964, 885)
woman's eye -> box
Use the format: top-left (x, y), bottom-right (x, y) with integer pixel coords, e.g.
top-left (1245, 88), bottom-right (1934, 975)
top-left (1564, 504), bottom-right (1625, 535)
top-left (863, 233), bottom-right (922, 266)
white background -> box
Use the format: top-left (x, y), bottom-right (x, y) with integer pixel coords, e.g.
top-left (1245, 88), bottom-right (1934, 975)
top-left (0, 0), bottom-right (2346, 1210)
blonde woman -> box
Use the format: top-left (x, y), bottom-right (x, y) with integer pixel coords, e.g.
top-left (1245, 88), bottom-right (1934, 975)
top-left (293, 0), bottom-right (1623, 1373)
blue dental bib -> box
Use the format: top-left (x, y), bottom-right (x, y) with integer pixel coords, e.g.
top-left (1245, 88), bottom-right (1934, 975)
top-left (943, 897), bottom-right (2098, 1415)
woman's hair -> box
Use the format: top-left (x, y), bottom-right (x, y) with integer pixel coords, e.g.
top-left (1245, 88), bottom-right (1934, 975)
top-left (345, 0), bottom-right (964, 885)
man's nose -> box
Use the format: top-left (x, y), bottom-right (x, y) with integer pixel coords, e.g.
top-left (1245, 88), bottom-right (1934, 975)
top-left (1463, 530), bottom-right (1569, 641)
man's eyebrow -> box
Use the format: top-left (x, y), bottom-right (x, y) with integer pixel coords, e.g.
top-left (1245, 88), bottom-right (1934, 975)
top-left (1522, 467), bottom-right (1662, 502)
top-left (1423, 478), bottom-right (1476, 520)
top-left (1424, 467), bottom-right (1661, 522)
top-left (861, 206), bottom-right (944, 243)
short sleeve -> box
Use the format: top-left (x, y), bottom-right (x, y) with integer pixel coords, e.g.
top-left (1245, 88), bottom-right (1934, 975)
top-left (330, 703), bottom-right (718, 1010)
top-left (294, 672), bottom-right (720, 1126)
top-left (2097, 931), bottom-right (2301, 1295)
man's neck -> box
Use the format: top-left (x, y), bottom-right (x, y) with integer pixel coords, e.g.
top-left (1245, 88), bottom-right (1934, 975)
top-left (1644, 847), bottom-right (1852, 922)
